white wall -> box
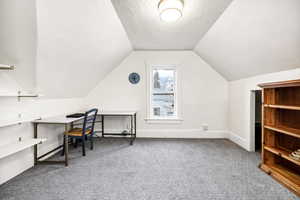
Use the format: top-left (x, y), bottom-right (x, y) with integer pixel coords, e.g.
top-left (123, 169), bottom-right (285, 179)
top-left (85, 51), bottom-right (229, 138)
top-left (229, 68), bottom-right (300, 151)
top-left (36, 0), bottom-right (132, 98)
top-left (0, 0), bottom-right (37, 92)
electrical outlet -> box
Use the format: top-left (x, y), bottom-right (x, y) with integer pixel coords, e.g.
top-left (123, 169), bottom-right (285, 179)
top-left (18, 137), bottom-right (22, 142)
top-left (202, 124), bottom-right (208, 131)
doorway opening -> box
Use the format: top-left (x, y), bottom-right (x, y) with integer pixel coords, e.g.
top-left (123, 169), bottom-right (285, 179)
top-left (254, 90), bottom-right (262, 152)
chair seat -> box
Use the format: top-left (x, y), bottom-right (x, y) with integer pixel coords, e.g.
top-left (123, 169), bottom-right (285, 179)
top-left (65, 128), bottom-right (91, 137)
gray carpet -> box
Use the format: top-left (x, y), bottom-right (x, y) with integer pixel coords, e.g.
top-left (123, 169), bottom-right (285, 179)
top-left (0, 138), bottom-right (299, 200)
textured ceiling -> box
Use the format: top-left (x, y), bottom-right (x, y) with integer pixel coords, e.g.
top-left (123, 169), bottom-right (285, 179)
top-left (111, 0), bottom-right (233, 50)
top-left (36, 0), bottom-right (132, 98)
top-left (195, 0), bottom-right (300, 81)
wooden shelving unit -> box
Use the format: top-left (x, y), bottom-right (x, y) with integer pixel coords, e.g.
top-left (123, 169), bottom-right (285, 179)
top-left (259, 79), bottom-right (300, 197)
top-left (260, 163), bottom-right (300, 192)
top-left (264, 146), bottom-right (300, 166)
top-left (264, 125), bottom-right (300, 139)
top-left (264, 104), bottom-right (300, 111)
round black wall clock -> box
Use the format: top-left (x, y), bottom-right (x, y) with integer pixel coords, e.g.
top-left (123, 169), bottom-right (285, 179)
top-left (129, 72), bottom-right (140, 84)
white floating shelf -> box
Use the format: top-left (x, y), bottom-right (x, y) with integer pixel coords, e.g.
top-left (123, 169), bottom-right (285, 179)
top-left (0, 117), bottom-right (39, 128)
top-left (0, 92), bottom-right (42, 97)
top-left (0, 138), bottom-right (47, 160)
top-left (0, 93), bottom-right (20, 97)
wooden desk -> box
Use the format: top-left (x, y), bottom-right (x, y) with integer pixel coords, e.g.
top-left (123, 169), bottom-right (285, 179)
top-left (32, 116), bottom-right (84, 166)
top-left (98, 111), bottom-right (137, 145)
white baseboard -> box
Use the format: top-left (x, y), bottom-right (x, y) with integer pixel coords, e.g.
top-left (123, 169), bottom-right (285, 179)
top-left (96, 129), bottom-right (251, 151)
top-left (139, 129), bottom-right (228, 138)
top-left (99, 129), bottom-right (228, 139)
top-left (228, 131), bottom-right (250, 151)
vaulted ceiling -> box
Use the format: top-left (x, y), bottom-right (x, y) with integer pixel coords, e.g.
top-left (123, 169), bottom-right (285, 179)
top-left (194, 0), bottom-right (300, 80)
top-left (111, 0), bottom-right (234, 50)
top-left (1, 0), bottom-right (299, 98)
top-left (111, 0), bottom-right (300, 80)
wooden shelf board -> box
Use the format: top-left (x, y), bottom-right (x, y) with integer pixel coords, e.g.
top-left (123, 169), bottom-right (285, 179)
top-left (258, 79), bottom-right (300, 88)
top-left (264, 146), bottom-right (300, 167)
top-left (260, 164), bottom-right (300, 195)
top-left (264, 125), bottom-right (300, 139)
top-left (264, 104), bottom-right (300, 111)
top-left (0, 138), bottom-right (47, 159)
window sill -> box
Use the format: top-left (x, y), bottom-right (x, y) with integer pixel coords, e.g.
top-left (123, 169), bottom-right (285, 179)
top-left (144, 118), bottom-right (183, 124)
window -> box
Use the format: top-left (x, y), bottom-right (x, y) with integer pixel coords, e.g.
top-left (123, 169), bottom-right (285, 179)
top-left (149, 66), bottom-right (177, 119)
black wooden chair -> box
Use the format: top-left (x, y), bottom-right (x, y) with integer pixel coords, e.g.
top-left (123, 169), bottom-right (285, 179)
top-left (62, 108), bottom-right (98, 156)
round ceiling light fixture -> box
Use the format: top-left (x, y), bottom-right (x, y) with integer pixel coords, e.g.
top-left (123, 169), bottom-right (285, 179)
top-left (158, 0), bottom-right (184, 22)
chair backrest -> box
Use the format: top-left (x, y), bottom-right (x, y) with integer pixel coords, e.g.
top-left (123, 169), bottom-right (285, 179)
top-left (82, 108), bottom-right (98, 136)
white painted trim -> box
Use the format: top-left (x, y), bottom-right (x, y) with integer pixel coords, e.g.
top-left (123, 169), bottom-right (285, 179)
top-left (97, 129), bottom-right (252, 151)
top-left (144, 118), bottom-right (183, 124)
top-left (150, 65), bottom-right (178, 118)
top-left (100, 129), bottom-right (228, 139)
top-left (139, 129), bottom-right (228, 138)
top-left (228, 131), bottom-right (250, 151)
top-left (145, 62), bottom-right (183, 121)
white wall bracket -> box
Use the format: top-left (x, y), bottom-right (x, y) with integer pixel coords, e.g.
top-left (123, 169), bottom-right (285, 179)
top-left (0, 64), bottom-right (15, 70)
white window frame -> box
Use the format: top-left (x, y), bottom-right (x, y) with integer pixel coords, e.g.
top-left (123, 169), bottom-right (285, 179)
top-left (145, 64), bottom-right (183, 124)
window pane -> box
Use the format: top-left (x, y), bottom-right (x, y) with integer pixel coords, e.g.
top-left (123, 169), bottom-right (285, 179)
top-left (153, 69), bottom-right (175, 93)
top-left (152, 94), bottom-right (175, 117)
top-left (151, 68), bottom-right (176, 118)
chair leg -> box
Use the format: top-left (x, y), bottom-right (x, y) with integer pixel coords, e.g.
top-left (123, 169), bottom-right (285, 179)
top-left (74, 139), bottom-right (78, 148)
top-left (90, 136), bottom-right (94, 150)
top-left (61, 136), bottom-right (65, 156)
top-left (82, 137), bottom-right (86, 156)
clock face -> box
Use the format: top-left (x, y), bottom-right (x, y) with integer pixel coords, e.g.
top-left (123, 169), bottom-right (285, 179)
top-left (129, 72), bottom-right (140, 84)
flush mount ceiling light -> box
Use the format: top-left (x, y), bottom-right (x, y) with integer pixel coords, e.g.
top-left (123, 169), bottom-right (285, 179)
top-left (158, 0), bottom-right (184, 22)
